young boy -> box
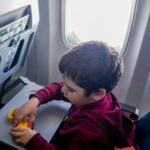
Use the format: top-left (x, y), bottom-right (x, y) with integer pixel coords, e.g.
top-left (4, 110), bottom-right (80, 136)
top-left (11, 41), bottom-right (135, 150)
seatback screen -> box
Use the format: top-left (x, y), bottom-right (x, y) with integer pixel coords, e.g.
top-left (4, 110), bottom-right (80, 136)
top-left (0, 15), bottom-right (29, 43)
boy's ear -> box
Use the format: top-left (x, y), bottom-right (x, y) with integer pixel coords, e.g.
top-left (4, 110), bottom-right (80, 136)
top-left (93, 89), bottom-right (106, 101)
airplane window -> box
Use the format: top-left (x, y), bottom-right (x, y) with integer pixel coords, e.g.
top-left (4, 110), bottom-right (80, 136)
top-left (63, 0), bottom-right (136, 53)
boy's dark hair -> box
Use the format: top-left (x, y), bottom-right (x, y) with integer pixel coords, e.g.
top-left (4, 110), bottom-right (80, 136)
top-left (59, 41), bottom-right (124, 96)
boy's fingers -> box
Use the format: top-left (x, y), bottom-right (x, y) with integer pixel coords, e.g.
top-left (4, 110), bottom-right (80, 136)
top-left (30, 114), bottom-right (35, 123)
top-left (13, 117), bottom-right (22, 125)
top-left (15, 138), bottom-right (25, 145)
top-left (13, 109), bottom-right (24, 123)
top-left (15, 113), bottom-right (24, 121)
top-left (11, 127), bottom-right (28, 138)
top-left (11, 131), bottom-right (22, 138)
top-left (24, 116), bottom-right (31, 122)
top-left (15, 138), bottom-right (21, 143)
top-left (13, 108), bottom-right (18, 115)
top-left (23, 114), bottom-right (35, 123)
top-left (13, 109), bottom-right (20, 118)
top-left (12, 127), bottom-right (25, 132)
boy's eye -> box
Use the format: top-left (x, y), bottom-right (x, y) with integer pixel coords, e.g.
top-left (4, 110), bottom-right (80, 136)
top-left (67, 87), bottom-right (74, 92)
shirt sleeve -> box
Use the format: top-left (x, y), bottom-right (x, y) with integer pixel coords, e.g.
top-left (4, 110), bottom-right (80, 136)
top-left (26, 133), bottom-right (56, 150)
top-left (69, 136), bottom-right (111, 150)
top-left (29, 82), bottom-right (68, 104)
top-left (25, 132), bottom-right (110, 150)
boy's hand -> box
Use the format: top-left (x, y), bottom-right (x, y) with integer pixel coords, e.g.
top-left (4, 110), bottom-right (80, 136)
top-left (11, 127), bottom-right (37, 145)
top-left (13, 97), bottom-right (40, 125)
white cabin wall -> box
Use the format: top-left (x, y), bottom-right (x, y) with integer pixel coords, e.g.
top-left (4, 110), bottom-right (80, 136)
top-left (26, 0), bottom-right (67, 85)
top-left (47, 0), bottom-right (68, 83)
top-left (126, 18), bottom-right (150, 112)
top-left (26, 0), bottom-right (50, 85)
top-left (140, 72), bottom-right (150, 116)
top-left (114, 0), bottom-right (150, 115)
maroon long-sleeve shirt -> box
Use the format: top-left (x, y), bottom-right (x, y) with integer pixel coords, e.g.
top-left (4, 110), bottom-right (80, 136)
top-left (26, 82), bottom-right (134, 150)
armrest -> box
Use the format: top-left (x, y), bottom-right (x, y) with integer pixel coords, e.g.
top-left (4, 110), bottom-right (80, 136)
top-left (120, 103), bottom-right (139, 121)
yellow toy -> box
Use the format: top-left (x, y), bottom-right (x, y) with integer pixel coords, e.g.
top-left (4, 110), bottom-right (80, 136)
top-left (7, 108), bottom-right (32, 128)
top-left (7, 108), bottom-right (15, 122)
top-left (16, 121), bottom-right (32, 128)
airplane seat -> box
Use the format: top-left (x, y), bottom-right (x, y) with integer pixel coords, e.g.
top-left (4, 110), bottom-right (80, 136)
top-left (120, 104), bottom-right (150, 150)
top-left (134, 112), bottom-right (150, 150)
top-left (0, 0), bottom-right (39, 108)
top-left (120, 103), bottom-right (139, 121)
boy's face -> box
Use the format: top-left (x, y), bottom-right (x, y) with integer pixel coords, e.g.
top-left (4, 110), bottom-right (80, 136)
top-left (61, 75), bottom-right (95, 106)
